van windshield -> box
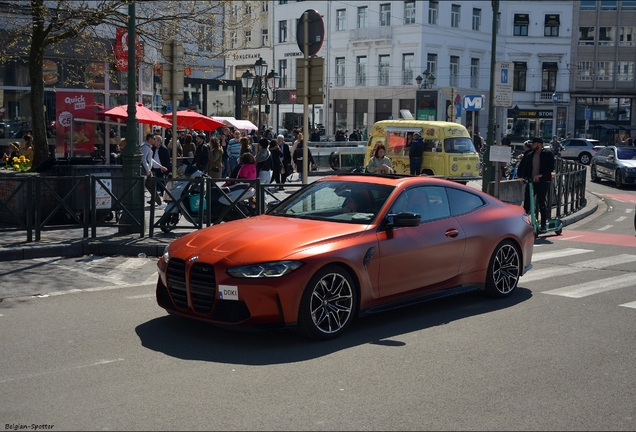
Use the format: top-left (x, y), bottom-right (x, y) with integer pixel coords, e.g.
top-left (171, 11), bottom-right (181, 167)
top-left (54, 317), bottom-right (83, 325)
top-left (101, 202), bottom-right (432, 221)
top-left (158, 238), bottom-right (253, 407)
top-left (444, 138), bottom-right (476, 154)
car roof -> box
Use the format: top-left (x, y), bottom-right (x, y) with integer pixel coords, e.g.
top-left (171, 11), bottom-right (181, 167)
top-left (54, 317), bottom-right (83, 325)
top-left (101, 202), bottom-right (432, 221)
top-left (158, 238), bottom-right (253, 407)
top-left (317, 173), bottom-right (479, 190)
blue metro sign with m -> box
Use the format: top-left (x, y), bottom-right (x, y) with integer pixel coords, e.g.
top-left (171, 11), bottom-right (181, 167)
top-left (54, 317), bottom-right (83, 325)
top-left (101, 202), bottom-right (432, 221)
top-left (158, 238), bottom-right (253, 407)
top-left (463, 95), bottom-right (484, 111)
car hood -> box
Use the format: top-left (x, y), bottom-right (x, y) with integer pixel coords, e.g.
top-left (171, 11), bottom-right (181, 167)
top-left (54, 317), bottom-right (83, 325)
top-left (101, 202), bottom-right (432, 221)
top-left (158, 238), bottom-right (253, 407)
top-left (169, 215), bottom-right (368, 264)
top-left (618, 159), bottom-right (636, 168)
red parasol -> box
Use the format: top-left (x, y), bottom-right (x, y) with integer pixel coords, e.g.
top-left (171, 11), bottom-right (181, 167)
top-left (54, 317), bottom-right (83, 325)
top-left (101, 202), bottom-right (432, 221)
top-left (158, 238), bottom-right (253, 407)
top-left (97, 102), bottom-right (171, 128)
top-left (164, 109), bottom-right (225, 132)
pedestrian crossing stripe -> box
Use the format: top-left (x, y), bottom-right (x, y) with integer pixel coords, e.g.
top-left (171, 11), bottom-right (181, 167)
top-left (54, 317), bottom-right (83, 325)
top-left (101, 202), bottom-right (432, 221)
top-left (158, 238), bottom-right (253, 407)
top-left (531, 248), bottom-right (593, 262)
top-left (521, 254), bottom-right (636, 284)
top-left (619, 301), bottom-right (636, 309)
top-left (543, 273), bottom-right (635, 298)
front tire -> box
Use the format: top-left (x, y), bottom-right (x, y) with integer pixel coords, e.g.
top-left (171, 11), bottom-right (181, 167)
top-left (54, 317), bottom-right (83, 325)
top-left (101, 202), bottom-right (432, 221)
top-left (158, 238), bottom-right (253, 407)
top-left (615, 169), bottom-right (624, 189)
top-left (159, 212), bottom-right (180, 233)
top-left (485, 240), bottom-right (521, 298)
top-left (590, 165), bottom-right (601, 183)
top-left (296, 265), bottom-right (358, 340)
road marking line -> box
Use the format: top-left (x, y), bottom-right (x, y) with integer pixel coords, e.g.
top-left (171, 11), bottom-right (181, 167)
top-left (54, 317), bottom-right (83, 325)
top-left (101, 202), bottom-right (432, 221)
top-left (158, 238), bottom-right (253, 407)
top-left (34, 257), bottom-right (127, 285)
top-left (558, 235), bottom-right (585, 241)
top-left (531, 248), bottom-right (593, 262)
top-left (570, 254), bottom-right (636, 269)
top-left (615, 216), bottom-right (627, 222)
top-left (598, 225), bottom-right (613, 231)
top-left (619, 301), bottom-right (636, 309)
top-left (0, 358), bottom-right (125, 384)
top-left (543, 274), bottom-right (636, 298)
top-left (126, 294), bottom-right (155, 299)
top-left (45, 282), bottom-right (155, 297)
top-left (521, 266), bottom-right (584, 283)
top-left (626, 208), bottom-right (634, 214)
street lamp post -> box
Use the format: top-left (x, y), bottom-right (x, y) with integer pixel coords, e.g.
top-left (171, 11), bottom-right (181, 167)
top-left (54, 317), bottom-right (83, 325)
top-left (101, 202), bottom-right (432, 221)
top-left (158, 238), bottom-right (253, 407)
top-left (241, 57), bottom-right (278, 136)
top-left (415, 69), bottom-right (436, 89)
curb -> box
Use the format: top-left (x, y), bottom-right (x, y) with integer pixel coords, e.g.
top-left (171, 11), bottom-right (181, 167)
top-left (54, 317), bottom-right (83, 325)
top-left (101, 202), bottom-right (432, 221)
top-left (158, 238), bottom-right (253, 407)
top-left (560, 192), bottom-right (598, 227)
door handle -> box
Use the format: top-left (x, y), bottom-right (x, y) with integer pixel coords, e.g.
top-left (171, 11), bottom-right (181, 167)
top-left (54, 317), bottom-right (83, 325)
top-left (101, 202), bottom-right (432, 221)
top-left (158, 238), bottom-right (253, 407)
top-left (445, 228), bottom-right (459, 238)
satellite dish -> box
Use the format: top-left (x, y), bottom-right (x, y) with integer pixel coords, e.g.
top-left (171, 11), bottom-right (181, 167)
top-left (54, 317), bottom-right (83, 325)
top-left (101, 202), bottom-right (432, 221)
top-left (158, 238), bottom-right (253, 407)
top-left (296, 9), bottom-right (325, 56)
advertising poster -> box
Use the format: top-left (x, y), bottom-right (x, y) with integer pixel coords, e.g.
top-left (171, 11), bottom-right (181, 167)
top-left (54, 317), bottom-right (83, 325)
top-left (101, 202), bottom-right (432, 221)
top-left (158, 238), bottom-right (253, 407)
top-left (55, 91), bottom-right (96, 157)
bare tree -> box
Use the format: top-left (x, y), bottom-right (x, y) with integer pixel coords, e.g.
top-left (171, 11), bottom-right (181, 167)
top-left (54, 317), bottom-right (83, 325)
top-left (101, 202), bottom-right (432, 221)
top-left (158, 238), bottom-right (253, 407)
top-left (0, 0), bottom-right (261, 170)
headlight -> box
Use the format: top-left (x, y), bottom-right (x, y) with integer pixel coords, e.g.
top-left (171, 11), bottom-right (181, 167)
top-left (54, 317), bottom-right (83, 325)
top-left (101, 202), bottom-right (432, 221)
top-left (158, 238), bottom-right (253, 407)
top-left (227, 261), bottom-right (304, 278)
top-left (162, 246), bottom-right (170, 263)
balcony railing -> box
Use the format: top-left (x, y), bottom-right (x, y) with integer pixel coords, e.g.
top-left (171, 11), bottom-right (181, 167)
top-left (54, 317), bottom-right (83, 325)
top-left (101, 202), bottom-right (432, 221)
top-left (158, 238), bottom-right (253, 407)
top-left (534, 92), bottom-right (570, 103)
top-left (349, 26), bottom-right (392, 42)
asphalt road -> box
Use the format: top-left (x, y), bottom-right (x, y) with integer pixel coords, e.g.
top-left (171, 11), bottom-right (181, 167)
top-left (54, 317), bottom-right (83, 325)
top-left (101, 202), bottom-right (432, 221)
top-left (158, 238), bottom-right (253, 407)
top-left (1, 176), bottom-right (635, 431)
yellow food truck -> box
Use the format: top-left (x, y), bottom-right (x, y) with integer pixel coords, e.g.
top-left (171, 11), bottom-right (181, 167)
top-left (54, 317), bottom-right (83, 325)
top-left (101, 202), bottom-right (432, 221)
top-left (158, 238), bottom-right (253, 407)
top-left (364, 120), bottom-right (482, 182)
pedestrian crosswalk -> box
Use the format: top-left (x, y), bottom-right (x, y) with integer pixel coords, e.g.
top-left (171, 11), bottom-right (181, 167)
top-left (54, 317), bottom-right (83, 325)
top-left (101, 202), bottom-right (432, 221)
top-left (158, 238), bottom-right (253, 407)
top-left (521, 247), bottom-right (636, 307)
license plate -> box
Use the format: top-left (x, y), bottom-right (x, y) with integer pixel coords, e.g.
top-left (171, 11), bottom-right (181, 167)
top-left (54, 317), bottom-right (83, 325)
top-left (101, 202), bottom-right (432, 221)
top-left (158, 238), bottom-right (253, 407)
top-left (461, 172), bottom-right (472, 177)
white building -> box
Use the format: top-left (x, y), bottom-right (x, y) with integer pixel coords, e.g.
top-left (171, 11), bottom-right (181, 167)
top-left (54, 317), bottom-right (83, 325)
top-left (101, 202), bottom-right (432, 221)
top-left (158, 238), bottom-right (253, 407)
top-left (223, 1), bottom-right (575, 141)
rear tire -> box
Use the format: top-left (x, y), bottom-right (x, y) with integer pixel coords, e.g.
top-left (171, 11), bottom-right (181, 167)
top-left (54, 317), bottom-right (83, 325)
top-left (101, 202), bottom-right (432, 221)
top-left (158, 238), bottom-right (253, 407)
top-left (485, 240), bottom-right (521, 298)
top-left (579, 152), bottom-right (591, 165)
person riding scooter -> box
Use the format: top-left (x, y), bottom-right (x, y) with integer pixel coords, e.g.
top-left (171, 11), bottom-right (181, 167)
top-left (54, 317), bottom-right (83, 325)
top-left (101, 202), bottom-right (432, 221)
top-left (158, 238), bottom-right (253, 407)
top-left (518, 137), bottom-right (555, 233)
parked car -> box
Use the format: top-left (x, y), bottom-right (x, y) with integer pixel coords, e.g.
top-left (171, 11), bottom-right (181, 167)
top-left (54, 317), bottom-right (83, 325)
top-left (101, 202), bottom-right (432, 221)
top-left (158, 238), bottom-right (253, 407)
top-left (559, 138), bottom-right (603, 165)
top-left (156, 174), bottom-right (535, 340)
top-left (590, 145), bottom-right (636, 188)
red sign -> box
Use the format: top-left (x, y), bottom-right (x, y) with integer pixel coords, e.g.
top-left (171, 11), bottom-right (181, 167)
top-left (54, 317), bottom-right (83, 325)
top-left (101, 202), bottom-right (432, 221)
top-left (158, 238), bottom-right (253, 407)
top-left (55, 92), bottom-right (97, 156)
top-left (113, 27), bottom-right (142, 71)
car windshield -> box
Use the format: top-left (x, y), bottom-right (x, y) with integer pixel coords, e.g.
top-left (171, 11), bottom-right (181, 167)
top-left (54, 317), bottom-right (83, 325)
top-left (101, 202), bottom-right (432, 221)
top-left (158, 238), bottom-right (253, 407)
top-left (444, 137), bottom-right (476, 154)
top-left (617, 148), bottom-right (636, 160)
top-left (270, 180), bottom-right (395, 224)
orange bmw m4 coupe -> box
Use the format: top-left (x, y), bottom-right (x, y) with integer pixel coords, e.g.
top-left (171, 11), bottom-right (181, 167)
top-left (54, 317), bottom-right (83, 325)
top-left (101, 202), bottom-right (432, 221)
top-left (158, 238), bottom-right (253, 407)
top-left (156, 174), bottom-right (534, 340)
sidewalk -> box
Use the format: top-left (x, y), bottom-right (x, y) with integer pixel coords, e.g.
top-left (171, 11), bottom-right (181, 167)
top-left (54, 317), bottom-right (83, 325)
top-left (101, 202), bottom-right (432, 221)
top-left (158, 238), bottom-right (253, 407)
top-left (0, 175), bottom-right (599, 262)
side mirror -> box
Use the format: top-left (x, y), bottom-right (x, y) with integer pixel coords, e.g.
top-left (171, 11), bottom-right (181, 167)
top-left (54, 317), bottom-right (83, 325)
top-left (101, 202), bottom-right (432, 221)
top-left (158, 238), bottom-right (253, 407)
top-left (387, 212), bottom-right (421, 228)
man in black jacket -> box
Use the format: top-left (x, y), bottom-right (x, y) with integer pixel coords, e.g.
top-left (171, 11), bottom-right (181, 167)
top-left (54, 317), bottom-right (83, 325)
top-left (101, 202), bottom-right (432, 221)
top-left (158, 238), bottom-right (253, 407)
top-left (518, 137), bottom-right (555, 232)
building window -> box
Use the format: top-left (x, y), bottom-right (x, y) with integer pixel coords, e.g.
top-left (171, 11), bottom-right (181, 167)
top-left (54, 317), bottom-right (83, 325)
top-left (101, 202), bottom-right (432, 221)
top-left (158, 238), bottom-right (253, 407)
top-left (542, 62), bottom-right (557, 92)
top-left (357, 6), bottom-right (369, 29)
top-left (245, 31), bottom-right (251, 46)
top-left (336, 9), bottom-right (346, 31)
top-left (230, 31), bottom-right (237, 49)
top-left (514, 14), bottom-right (529, 36)
top-left (450, 56), bottom-right (459, 87)
top-left (617, 62), bottom-right (635, 81)
top-left (622, 0), bottom-right (636, 10)
top-left (544, 14), bottom-right (560, 37)
top-left (279, 59), bottom-right (287, 88)
top-left (380, 4), bottom-right (391, 26)
top-left (336, 57), bottom-right (345, 86)
top-left (579, 27), bottom-right (595, 45)
top-left (600, 0), bottom-right (617, 10)
top-left (405, 1), bottom-right (416, 25)
top-left (577, 61), bottom-right (593, 81)
top-left (470, 58), bottom-right (479, 88)
top-left (429, 1), bottom-right (438, 25)
top-left (245, 3), bottom-right (252, 15)
top-left (451, 5), bottom-right (460, 28)
top-left (262, 29), bottom-right (268, 46)
top-left (596, 61), bottom-right (614, 81)
top-left (599, 27), bottom-right (615, 46)
top-left (379, 55), bottom-right (390, 86)
top-left (262, 2), bottom-right (268, 12)
top-left (279, 0), bottom-right (288, 4)
top-left (497, 12), bottom-right (501, 34)
top-left (279, 20), bottom-right (287, 43)
top-left (402, 53), bottom-right (414, 85)
top-left (619, 27), bottom-right (635, 46)
top-left (356, 56), bottom-right (367, 86)
top-left (472, 8), bottom-right (481, 31)
top-left (580, 0), bottom-right (596, 10)
top-left (513, 62), bottom-right (527, 91)
top-left (427, 53), bottom-right (438, 77)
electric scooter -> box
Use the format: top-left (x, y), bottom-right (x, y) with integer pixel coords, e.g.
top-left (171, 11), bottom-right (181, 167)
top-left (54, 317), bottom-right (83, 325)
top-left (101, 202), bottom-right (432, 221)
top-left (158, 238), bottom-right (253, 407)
top-left (525, 179), bottom-right (563, 238)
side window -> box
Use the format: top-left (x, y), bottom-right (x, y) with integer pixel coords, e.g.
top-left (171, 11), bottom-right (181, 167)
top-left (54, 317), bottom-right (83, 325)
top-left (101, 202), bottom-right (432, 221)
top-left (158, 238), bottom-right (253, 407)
top-left (402, 186), bottom-right (451, 222)
top-left (447, 187), bottom-right (486, 216)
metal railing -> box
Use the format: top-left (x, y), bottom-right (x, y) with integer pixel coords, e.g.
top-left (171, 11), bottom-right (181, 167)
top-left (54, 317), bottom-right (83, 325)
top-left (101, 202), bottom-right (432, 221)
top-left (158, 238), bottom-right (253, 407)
top-left (0, 160), bottom-right (588, 243)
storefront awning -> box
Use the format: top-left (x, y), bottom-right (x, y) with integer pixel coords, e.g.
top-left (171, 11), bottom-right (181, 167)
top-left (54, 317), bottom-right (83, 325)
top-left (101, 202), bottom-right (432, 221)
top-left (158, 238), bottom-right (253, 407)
top-left (211, 116), bottom-right (258, 131)
top-left (594, 124), bottom-right (636, 130)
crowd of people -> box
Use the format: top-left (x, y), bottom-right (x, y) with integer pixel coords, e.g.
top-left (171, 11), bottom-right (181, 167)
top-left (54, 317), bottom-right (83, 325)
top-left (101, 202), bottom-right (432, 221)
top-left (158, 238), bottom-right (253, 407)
top-left (139, 126), bottom-right (318, 205)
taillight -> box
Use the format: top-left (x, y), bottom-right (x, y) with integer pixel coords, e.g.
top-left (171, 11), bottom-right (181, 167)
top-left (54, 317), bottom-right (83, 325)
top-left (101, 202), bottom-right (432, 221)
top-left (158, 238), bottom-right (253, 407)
top-left (522, 213), bottom-right (532, 226)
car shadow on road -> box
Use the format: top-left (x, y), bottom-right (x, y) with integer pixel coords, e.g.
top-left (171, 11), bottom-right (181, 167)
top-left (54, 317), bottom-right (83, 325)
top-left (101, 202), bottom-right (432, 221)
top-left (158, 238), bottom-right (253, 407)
top-left (135, 288), bottom-right (532, 365)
